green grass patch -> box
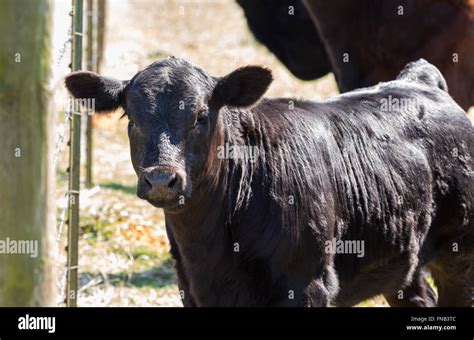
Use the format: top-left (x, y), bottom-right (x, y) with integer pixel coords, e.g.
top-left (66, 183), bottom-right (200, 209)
top-left (100, 181), bottom-right (136, 195)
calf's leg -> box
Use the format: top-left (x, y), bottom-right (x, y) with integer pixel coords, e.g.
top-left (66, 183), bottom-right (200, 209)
top-left (384, 268), bottom-right (437, 307)
top-left (304, 266), bottom-right (339, 307)
top-left (429, 259), bottom-right (473, 307)
top-left (166, 222), bottom-right (197, 307)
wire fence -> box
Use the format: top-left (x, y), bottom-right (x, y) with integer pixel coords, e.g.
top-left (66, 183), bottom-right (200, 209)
top-left (54, 0), bottom-right (104, 307)
top-left (53, 21), bottom-right (73, 306)
top-left (53, 1), bottom-right (79, 307)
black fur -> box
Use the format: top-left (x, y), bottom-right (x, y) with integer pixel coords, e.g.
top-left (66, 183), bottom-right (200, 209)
top-left (65, 71), bottom-right (127, 112)
top-left (236, 0), bottom-right (331, 80)
top-left (65, 58), bottom-right (474, 307)
top-left (303, 0), bottom-right (474, 110)
top-left (238, 0), bottom-right (474, 110)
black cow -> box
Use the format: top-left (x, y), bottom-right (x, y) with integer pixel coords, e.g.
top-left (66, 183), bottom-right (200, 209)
top-left (65, 57), bottom-right (474, 307)
top-left (238, 0), bottom-right (474, 110)
top-left (303, 0), bottom-right (474, 110)
top-left (236, 0), bottom-right (330, 80)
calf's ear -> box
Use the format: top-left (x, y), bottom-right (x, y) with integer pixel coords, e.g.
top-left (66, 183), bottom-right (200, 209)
top-left (210, 66), bottom-right (273, 109)
top-left (65, 71), bottom-right (127, 112)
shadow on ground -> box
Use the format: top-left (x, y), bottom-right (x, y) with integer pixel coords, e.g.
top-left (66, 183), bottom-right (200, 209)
top-left (80, 257), bottom-right (176, 290)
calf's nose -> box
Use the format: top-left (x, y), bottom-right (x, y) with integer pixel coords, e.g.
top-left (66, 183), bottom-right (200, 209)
top-left (142, 170), bottom-right (182, 199)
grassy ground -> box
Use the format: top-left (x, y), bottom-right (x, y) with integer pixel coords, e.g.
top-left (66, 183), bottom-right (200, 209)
top-left (52, 0), bottom-right (470, 307)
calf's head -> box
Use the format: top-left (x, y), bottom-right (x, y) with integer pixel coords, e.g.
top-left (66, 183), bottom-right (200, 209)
top-left (65, 57), bottom-right (272, 210)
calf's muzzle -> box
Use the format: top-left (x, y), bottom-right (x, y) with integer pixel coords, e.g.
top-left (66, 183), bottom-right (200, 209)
top-left (137, 166), bottom-right (186, 203)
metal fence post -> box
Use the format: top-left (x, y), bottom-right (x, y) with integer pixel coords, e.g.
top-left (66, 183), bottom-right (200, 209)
top-left (67, 0), bottom-right (83, 308)
top-left (85, 0), bottom-right (94, 188)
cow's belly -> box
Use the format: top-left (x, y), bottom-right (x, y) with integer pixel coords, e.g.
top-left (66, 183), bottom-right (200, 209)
top-left (333, 251), bottom-right (421, 306)
top-left (326, 142), bottom-right (435, 306)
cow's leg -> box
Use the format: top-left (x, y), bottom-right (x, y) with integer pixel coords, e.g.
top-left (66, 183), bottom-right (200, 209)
top-left (384, 268), bottom-right (437, 307)
top-left (304, 265), bottom-right (339, 307)
top-left (429, 259), bottom-right (473, 307)
top-left (174, 258), bottom-right (196, 307)
top-left (170, 252), bottom-right (197, 307)
top-left (166, 222), bottom-right (197, 307)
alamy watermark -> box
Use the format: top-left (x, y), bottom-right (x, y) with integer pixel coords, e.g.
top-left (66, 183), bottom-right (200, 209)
top-left (380, 95), bottom-right (423, 114)
top-left (217, 142), bottom-right (260, 163)
top-left (67, 97), bottom-right (95, 115)
top-left (0, 237), bottom-right (38, 258)
top-left (18, 314), bottom-right (55, 333)
top-left (325, 238), bottom-right (365, 258)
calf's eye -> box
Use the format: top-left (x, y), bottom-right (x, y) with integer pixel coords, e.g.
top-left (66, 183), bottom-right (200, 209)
top-left (197, 113), bottom-right (207, 124)
top-left (192, 110), bottom-right (208, 129)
